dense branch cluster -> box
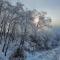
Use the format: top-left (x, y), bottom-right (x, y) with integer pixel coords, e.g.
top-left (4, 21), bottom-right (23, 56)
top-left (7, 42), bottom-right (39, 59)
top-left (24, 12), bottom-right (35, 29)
top-left (0, 0), bottom-right (54, 60)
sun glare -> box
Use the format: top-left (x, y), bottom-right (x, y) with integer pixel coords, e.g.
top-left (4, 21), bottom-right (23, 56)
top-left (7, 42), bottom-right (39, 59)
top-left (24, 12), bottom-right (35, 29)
top-left (34, 17), bottom-right (39, 26)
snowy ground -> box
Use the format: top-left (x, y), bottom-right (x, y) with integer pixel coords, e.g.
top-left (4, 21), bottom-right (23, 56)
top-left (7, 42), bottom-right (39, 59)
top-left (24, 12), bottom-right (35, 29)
top-left (26, 47), bottom-right (60, 60)
top-left (0, 43), bottom-right (60, 60)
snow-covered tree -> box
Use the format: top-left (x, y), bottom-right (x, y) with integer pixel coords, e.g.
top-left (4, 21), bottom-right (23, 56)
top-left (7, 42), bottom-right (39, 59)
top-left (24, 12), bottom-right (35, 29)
top-left (0, 0), bottom-right (52, 60)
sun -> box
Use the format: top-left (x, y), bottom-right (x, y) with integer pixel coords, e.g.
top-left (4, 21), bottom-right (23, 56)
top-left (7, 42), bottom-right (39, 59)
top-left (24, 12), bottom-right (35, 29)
top-left (33, 16), bottom-right (39, 26)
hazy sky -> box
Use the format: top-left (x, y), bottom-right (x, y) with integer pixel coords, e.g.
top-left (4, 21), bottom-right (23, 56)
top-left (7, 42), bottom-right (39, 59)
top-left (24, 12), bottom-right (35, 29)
top-left (9, 0), bottom-right (60, 26)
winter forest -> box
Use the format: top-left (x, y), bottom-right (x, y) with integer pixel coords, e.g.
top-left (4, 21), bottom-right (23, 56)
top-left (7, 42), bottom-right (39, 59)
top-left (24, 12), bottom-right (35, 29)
top-left (0, 0), bottom-right (60, 60)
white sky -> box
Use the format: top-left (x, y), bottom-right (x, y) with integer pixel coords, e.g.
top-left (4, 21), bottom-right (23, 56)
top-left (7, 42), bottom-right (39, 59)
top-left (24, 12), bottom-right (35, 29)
top-left (8, 0), bottom-right (60, 26)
